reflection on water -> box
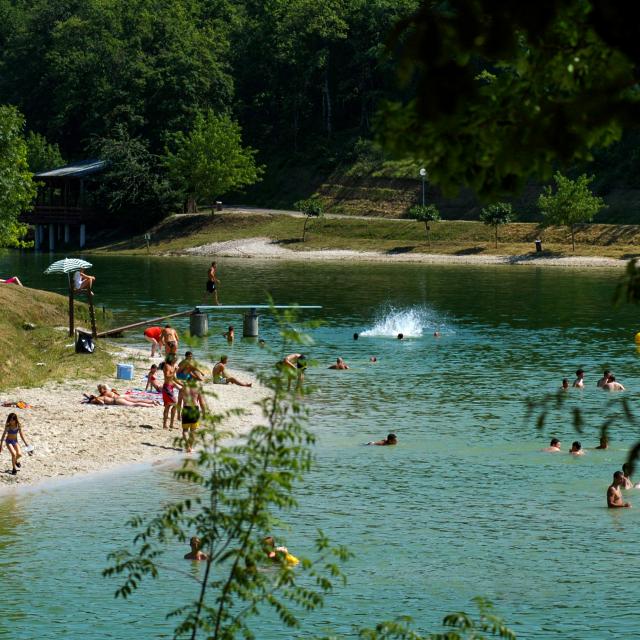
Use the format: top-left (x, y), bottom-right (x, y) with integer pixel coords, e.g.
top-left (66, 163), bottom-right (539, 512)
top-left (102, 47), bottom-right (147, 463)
top-left (0, 252), bottom-right (639, 638)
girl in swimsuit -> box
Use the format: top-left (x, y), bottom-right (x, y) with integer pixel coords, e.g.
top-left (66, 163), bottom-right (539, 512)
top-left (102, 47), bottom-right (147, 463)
top-left (1, 413), bottom-right (30, 475)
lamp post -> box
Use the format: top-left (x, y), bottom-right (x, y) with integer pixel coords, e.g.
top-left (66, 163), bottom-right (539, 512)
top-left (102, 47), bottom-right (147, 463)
top-left (419, 167), bottom-right (426, 206)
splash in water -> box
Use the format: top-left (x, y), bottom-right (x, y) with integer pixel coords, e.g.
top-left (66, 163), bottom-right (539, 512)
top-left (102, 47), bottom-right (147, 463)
top-left (360, 306), bottom-right (445, 338)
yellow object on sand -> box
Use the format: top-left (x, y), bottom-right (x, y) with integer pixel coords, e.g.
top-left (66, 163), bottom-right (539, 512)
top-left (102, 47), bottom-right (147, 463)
top-left (285, 553), bottom-right (300, 566)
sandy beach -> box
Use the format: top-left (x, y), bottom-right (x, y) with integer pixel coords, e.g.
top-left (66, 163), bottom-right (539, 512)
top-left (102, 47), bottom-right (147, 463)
top-left (0, 349), bottom-right (267, 488)
top-left (179, 237), bottom-right (627, 268)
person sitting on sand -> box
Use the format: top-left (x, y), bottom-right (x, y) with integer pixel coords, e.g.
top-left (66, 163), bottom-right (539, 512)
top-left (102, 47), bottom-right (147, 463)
top-left (0, 276), bottom-right (23, 286)
top-left (595, 435), bottom-right (609, 450)
top-left (160, 356), bottom-right (182, 430)
top-left (176, 351), bottom-right (205, 382)
top-left (328, 357), bottom-right (349, 370)
top-left (87, 384), bottom-right (159, 407)
top-left (561, 378), bottom-right (570, 391)
top-left (0, 413), bottom-right (30, 475)
top-left (222, 326), bottom-right (235, 343)
top-left (607, 471), bottom-right (631, 508)
top-left (177, 381), bottom-right (207, 453)
top-left (543, 438), bottom-right (561, 452)
top-left (184, 536), bottom-right (209, 561)
top-left (569, 441), bottom-right (585, 456)
top-left (73, 269), bottom-right (95, 296)
top-left (161, 324), bottom-right (179, 356)
top-left (368, 433), bottom-right (398, 446)
top-left (597, 369), bottom-right (611, 389)
top-left (145, 364), bottom-right (161, 392)
top-left (143, 326), bottom-right (163, 358)
top-left (212, 356), bottom-right (252, 387)
top-left (603, 375), bottom-right (625, 391)
top-left (573, 369), bottom-right (585, 388)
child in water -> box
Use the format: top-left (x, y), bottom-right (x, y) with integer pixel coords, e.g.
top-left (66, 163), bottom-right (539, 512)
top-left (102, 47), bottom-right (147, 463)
top-left (0, 413), bottom-right (30, 475)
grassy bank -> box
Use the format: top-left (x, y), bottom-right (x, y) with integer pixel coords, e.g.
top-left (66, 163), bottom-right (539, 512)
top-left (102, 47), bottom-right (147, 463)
top-left (0, 286), bottom-right (114, 390)
top-left (96, 211), bottom-right (640, 259)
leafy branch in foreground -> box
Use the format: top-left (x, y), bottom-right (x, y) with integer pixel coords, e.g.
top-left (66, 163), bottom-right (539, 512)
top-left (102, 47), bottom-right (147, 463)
top-left (104, 306), bottom-right (349, 639)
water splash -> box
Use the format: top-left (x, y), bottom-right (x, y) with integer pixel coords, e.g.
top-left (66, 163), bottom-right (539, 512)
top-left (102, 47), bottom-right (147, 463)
top-left (360, 306), bottom-right (445, 338)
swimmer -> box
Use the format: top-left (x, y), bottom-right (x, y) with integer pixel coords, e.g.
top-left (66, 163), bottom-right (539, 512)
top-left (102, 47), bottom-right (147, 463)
top-left (572, 369), bottom-right (585, 388)
top-left (543, 438), bottom-right (561, 453)
top-left (569, 441), bottom-right (585, 456)
top-left (370, 356), bottom-right (377, 363)
top-left (603, 375), bottom-right (625, 392)
top-left (607, 471), bottom-right (631, 508)
top-left (367, 433), bottom-right (398, 446)
top-left (561, 378), bottom-right (569, 391)
top-left (353, 332), bottom-right (359, 341)
top-left (328, 357), bottom-right (349, 370)
top-left (597, 369), bottom-right (611, 389)
top-left (595, 435), bottom-right (609, 450)
top-left (621, 463), bottom-right (637, 490)
top-left (223, 326), bottom-right (235, 343)
top-left (259, 339), bottom-right (266, 348)
top-left (184, 536), bottom-right (209, 561)
top-left (397, 333), bottom-right (404, 340)
top-left (433, 331), bottom-right (441, 338)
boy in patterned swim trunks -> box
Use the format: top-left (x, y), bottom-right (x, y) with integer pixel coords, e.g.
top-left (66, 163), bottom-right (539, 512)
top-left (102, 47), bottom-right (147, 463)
top-left (177, 381), bottom-right (207, 453)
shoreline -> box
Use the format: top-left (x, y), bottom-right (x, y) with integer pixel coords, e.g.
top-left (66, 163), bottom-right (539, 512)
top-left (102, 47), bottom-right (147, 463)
top-left (177, 237), bottom-right (628, 268)
top-left (0, 347), bottom-right (267, 488)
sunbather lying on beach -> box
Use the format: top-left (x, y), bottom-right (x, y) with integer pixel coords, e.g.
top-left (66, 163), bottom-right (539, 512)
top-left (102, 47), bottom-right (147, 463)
top-left (0, 276), bottom-right (23, 286)
top-left (86, 384), bottom-right (159, 406)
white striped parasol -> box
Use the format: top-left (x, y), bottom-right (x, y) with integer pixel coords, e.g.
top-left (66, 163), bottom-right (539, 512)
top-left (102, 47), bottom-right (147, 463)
top-left (44, 258), bottom-right (92, 275)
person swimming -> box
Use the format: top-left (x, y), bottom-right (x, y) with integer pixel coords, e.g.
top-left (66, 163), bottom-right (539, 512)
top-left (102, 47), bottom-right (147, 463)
top-left (367, 433), bottom-right (398, 446)
top-left (397, 333), bottom-right (404, 340)
top-left (543, 438), bottom-right (561, 452)
top-left (184, 536), bottom-right (209, 561)
top-left (572, 369), bottom-right (585, 388)
top-left (561, 378), bottom-right (569, 391)
top-left (328, 357), bottom-right (349, 370)
top-left (569, 441), bottom-right (585, 456)
top-left (607, 471), bottom-right (631, 508)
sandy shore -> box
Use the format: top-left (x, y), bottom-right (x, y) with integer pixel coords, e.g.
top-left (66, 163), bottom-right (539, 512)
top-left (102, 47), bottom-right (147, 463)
top-left (0, 348), bottom-right (266, 488)
top-left (180, 237), bottom-right (627, 268)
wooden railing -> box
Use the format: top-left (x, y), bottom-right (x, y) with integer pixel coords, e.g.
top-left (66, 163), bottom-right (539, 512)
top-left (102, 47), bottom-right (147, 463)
top-left (20, 206), bottom-right (101, 225)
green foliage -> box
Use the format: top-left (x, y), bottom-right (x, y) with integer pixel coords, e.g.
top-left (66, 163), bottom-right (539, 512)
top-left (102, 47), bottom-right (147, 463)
top-left (381, 1), bottom-right (640, 198)
top-left (25, 131), bottom-right (64, 173)
top-left (356, 597), bottom-right (516, 639)
top-left (104, 308), bottom-right (350, 639)
top-left (479, 203), bottom-right (514, 248)
top-left (407, 204), bottom-right (440, 246)
top-left (165, 110), bottom-right (263, 212)
top-left (538, 172), bottom-right (606, 251)
top-left (89, 125), bottom-right (174, 225)
top-left (295, 197), bottom-right (324, 241)
top-left (0, 105), bottom-right (36, 247)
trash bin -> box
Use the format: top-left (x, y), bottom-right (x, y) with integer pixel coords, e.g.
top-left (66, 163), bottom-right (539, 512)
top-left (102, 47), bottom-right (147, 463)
top-left (535, 239), bottom-right (543, 253)
top-left (216, 201), bottom-right (222, 211)
top-left (75, 330), bottom-right (95, 354)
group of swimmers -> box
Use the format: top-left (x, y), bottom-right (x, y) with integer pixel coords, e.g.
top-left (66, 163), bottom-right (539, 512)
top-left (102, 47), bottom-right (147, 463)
top-left (561, 368), bottom-right (625, 391)
top-left (543, 435), bottom-right (638, 508)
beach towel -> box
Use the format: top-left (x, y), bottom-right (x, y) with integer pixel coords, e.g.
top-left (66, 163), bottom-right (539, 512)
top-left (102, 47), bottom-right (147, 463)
top-left (2, 401), bottom-right (32, 409)
top-left (124, 389), bottom-right (162, 402)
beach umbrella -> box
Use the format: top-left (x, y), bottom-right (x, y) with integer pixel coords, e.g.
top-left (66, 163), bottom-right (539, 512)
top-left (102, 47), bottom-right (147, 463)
top-left (43, 257), bottom-right (92, 275)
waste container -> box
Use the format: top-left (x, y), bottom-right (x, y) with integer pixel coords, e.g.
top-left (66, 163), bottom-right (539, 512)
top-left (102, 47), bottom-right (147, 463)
top-left (535, 239), bottom-right (543, 253)
top-left (216, 201), bottom-right (222, 211)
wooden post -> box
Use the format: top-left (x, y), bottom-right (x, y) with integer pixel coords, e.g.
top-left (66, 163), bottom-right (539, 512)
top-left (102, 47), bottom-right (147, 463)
top-left (87, 293), bottom-right (97, 338)
top-left (68, 280), bottom-right (75, 337)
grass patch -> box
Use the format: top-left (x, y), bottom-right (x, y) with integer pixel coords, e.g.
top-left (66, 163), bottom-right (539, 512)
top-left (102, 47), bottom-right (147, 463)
top-left (93, 212), bottom-right (640, 260)
top-left (0, 286), bottom-right (115, 390)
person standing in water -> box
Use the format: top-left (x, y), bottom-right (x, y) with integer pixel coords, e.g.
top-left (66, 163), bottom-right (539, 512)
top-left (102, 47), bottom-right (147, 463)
top-left (597, 370), bottom-right (611, 388)
top-left (607, 471), bottom-right (631, 508)
top-left (543, 438), bottom-right (561, 452)
top-left (184, 536), bottom-right (209, 560)
top-left (205, 261), bottom-right (220, 305)
top-left (573, 369), bottom-right (585, 388)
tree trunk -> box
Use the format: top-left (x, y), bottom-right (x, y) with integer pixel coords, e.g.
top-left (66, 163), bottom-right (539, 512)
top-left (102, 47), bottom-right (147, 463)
top-left (187, 196), bottom-right (198, 213)
top-left (495, 226), bottom-right (498, 249)
top-left (425, 221), bottom-right (431, 248)
top-left (302, 216), bottom-right (309, 242)
top-left (571, 224), bottom-right (575, 252)
top-left (322, 63), bottom-right (332, 136)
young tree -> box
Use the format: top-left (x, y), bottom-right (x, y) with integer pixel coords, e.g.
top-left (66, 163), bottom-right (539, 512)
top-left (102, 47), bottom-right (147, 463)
top-left (538, 172), bottom-right (605, 251)
top-left (479, 202), bottom-right (514, 249)
top-left (25, 131), bottom-right (64, 173)
top-left (0, 105), bottom-right (36, 247)
top-left (407, 204), bottom-right (440, 248)
top-left (295, 198), bottom-right (324, 242)
top-left (104, 311), bottom-right (350, 639)
top-left (165, 111), bottom-right (263, 213)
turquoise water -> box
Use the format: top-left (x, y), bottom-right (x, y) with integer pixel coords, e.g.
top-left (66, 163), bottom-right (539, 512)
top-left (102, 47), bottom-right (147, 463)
top-left (1, 252), bottom-right (640, 638)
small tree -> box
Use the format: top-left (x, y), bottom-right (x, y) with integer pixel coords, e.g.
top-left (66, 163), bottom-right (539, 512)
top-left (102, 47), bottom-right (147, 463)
top-left (407, 204), bottom-right (440, 247)
top-left (479, 202), bottom-right (515, 249)
top-left (295, 198), bottom-right (323, 242)
top-left (165, 110), bottom-right (263, 213)
top-left (538, 172), bottom-right (606, 251)
top-left (25, 131), bottom-right (64, 173)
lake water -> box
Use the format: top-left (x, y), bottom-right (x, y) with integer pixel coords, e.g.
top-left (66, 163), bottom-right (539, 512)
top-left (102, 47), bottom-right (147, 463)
top-left (1, 251), bottom-right (640, 639)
